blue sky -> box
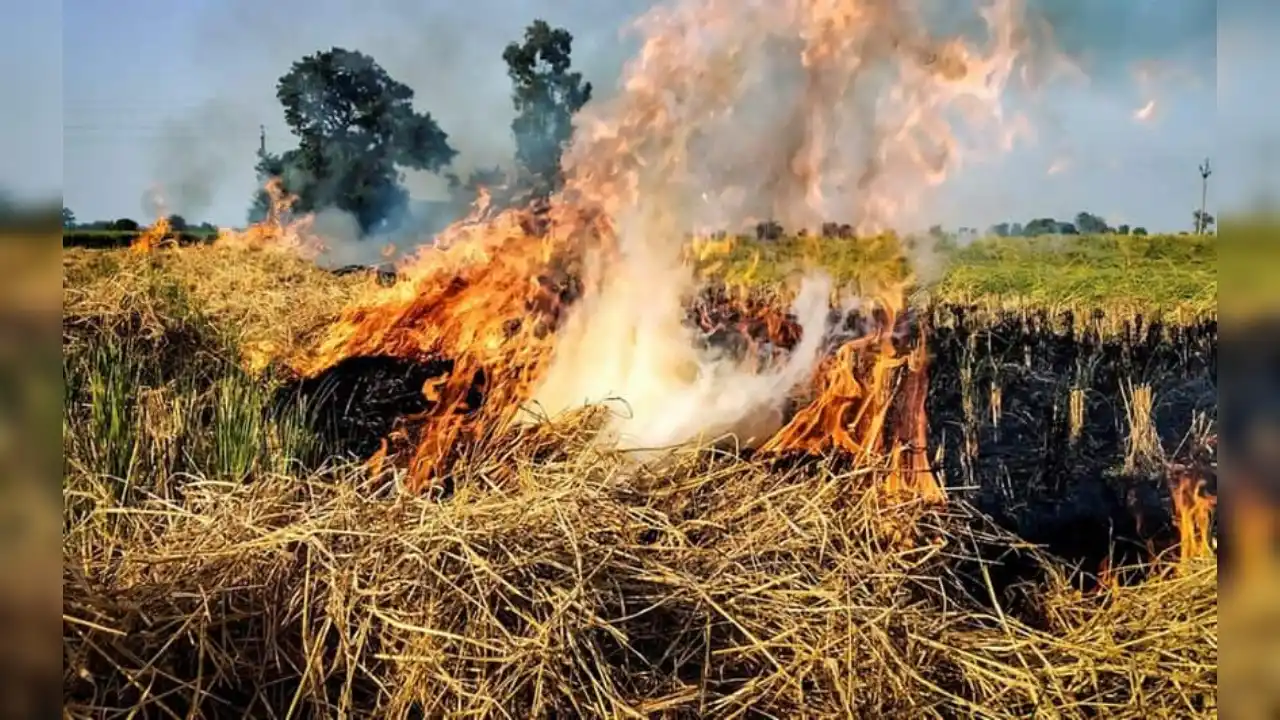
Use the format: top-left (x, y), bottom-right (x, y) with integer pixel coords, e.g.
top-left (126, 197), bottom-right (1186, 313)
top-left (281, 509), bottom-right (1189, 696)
top-left (48, 0), bottom-right (1242, 232)
top-left (0, 2), bottom-right (61, 202)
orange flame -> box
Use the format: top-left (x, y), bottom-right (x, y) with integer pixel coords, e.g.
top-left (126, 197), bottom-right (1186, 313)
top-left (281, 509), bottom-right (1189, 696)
top-left (215, 178), bottom-right (328, 258)
top-left (130, 216), bottom-right (173, 255)
top-left (1170, 474), bottom-right (1216, 566)
top-left (131, 186), bottom-right (175, 254)
top-left (264, 0), bottom-right (1056, 494)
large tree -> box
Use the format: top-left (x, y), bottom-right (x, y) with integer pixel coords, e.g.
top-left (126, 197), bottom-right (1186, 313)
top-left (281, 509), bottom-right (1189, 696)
top-left (503, 20), bottom-right (593, 199)
top-left (251, 48), bottom-right (457, 234)
top-left (1023, 217), bottom-right (1059, 236)
top-left (1074, 211), bottom-right (1110, 235)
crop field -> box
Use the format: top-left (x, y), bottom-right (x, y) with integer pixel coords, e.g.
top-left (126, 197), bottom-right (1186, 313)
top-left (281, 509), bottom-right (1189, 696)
top-left (60, 0), bottom-right (1224, 713)
top-left (62, 228), bottom-right (1217, 718)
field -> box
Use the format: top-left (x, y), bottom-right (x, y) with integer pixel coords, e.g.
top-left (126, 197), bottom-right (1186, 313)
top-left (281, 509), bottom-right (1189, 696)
top-left (62, 233), bottom-right (1217, 717)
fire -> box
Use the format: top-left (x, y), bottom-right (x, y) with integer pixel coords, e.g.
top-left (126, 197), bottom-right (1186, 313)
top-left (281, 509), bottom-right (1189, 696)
top-left (270, 0), bottom-right (1052, 493)
top-left (130, 215), bottom-right (173, 255)
top-left (215, 178), bottom-right (328, 258)
top-left (131, 187), bottom-right (175, 254)
top-left (1170, 474), bottom-right (1217, 566)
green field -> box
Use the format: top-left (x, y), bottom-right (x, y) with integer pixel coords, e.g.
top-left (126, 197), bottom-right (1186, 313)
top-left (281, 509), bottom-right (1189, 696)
top-left (708, 231), bottom-right (1216, 315)
top-left (65, 229), bottom-right (1218, 313)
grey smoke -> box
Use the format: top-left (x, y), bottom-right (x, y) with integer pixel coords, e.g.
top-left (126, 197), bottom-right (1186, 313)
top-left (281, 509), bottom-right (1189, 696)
top-left (150, 101), bottom-right (259, 219)
top-left (162, 0), bottom-right (651, 222)
top-left (151, 0), bottom-right (1215, 235)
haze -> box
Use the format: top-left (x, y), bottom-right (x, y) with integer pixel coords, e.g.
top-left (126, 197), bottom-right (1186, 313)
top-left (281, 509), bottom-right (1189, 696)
top-left (50, 0), bottom-right (1229, 232)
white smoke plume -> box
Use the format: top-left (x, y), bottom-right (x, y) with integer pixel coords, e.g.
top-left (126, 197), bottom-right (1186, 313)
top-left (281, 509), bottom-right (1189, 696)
top-left (525, 0), bottom-right (1054, 454)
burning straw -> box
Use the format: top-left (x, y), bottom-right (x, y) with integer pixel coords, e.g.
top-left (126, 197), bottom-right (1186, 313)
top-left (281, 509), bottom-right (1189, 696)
top-left (63, 0), bottom-right (1217, 715)
top-left (275, 0), bottom-right (1057, 493)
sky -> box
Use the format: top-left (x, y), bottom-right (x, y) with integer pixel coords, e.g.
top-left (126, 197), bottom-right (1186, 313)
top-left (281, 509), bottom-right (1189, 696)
top-left (0, 3), bottom-right (61, 203)
top-left (41, 0), bottom-right (1247, 233)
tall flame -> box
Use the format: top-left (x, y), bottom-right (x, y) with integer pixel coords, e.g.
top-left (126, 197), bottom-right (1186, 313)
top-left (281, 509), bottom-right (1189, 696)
top-left (215, 178), bottom-right (328, 258)
top-left (287, 0), bottom-right (1047, 492)
top-left (130, 216), bottom-right (172, 255)
top-left (131, 187), bottom-right (174, 254)
top-left (1171, 474), bottom-right (1217, 566)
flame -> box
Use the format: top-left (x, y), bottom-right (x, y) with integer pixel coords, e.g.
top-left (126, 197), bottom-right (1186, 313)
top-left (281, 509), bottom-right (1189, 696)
top-left (1128, 60), bottom-right (1189, 125)
top-left (272, 0), bottom-right (1049, 493)
top-left (215, 178), bottom-right (328, 258)
top-left (131, 187), bottom-right (174, 254)
top-left (130, 216), bottom-right (173, 255)
top-left (1170, 473), bottom-right (1216, 566)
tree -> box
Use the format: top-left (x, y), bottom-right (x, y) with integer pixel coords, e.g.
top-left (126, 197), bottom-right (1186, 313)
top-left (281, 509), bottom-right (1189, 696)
top-left (112, 218), bottom-right (139, 232)
top-left (1193, 209), bottom-right (1215, 234)
top-left (503, 20), bottom-right (593, 199)
top-left (1058, 222), bottom-right (1079, 235)
top-left (166, 214), bottom-right (188, 232)
top-left (1117, 223), bottom-right (1131, 235)
top-left (1074, 211), bottom-right (1109, 235)
top-left (1132, 226), bottom-right (1148, 236)
top-left (1023, 217), bottom-right (1059, 236)
top-left (446, 165), bottom-right (510, 209)
top-left (989, 222), bottom-right (1011, 237)
top-left (251, 47), bottom-right (457, 234)
top-left (62, 207), bottom-right (76, 228)
top-left (1009, 222), bottom-right (1024, 237)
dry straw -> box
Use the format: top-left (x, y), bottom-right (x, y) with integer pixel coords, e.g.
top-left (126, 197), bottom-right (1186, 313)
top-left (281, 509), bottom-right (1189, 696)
top-left (62, 247), bottom-right (1217, 718)
top-left (64, 443), bottom-right (1216, 718)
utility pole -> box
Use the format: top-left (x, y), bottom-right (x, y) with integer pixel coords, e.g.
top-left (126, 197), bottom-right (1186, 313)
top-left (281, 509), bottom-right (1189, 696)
top-left (1197, 157), bottom-right (1212, 234)
top-left (259, 125), bottom-right (267, 156)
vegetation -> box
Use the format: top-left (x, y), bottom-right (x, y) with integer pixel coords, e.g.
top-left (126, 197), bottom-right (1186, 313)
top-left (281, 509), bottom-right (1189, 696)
top-left (928, 233), bottom-right (1216, 314)
top-left (705, 231), bottom-right (1215, 315)
top-left (249, 48), bottom-right (458, 233)
top-left (60, 228), bottom-right (1217, 314)
top-left (62, 243), bottom-right (1216, 717)
top-left (503, 19), bottom-right (594, 199)
top-left (58, 14), bottom-right (1217, 712)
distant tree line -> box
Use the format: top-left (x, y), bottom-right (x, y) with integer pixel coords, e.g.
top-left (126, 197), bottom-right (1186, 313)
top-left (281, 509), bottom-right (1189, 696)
top-left (986, 212), bottom-right (1149, 238)
top-left (61, 206), bottom-right (218, 235)
top-left (985, 208), bottom-right (1216, 239)
top-left (249, 18), bottom-right (592, 236)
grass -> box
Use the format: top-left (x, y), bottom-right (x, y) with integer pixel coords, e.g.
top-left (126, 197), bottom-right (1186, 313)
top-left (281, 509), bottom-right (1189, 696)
top-left (703, 231), bottom-right (1217, 316)
top-left (931, 234), bottom-right (1216, 315)
top-left (61, 242), bottom-right (1217, 717)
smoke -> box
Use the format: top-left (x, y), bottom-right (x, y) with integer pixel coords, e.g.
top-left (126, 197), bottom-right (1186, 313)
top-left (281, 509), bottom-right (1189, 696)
top-left (150, 0), bottom-right (650, 232)
top-left (143, 0), bottom-right (1213, 237)
top-left (149, 101), bottom-right (260, 220)
top-left (523, 0), bottom-right (1053, 453)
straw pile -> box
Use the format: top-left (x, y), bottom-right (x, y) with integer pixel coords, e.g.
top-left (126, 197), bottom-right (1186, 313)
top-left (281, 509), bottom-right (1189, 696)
top-left (61, 247), bottom-right (1217, 718)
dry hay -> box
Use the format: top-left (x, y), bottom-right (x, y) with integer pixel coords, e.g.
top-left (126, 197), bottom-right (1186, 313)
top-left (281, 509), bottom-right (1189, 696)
top-left (62, 246), bottom-right (367, 372)
top-left (63, 439), bottom-right (1217, 719)
top-left (61, 247), bottom-right (1217, 717)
